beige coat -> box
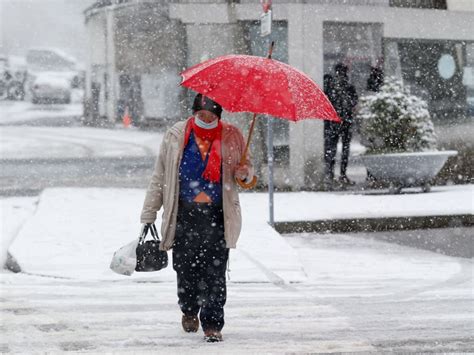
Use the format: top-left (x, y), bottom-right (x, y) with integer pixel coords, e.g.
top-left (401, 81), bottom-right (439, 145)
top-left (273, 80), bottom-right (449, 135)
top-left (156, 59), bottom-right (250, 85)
top-left (140, 118), bottom-right (253, 250)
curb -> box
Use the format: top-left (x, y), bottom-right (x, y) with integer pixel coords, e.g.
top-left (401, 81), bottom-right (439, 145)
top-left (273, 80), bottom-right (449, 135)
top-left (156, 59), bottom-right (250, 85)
top-left (274, 214), bottom-right (474, 234)
top-left (4, 252), bottom-right (21, 273)
top-left (276, 214), bottom-right (474, 258)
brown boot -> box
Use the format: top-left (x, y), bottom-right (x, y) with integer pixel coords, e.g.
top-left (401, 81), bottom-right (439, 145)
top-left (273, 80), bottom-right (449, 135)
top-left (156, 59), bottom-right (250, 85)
top-left (203, 329), bottom-right (223, 342)
top-left (181, 314), bottom-right (199, 333)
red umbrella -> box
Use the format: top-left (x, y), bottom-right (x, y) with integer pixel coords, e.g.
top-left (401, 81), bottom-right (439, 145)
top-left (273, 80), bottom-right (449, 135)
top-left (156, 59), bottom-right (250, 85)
top-left (180, 42), bottom-right (340, 188)
top-left (181, 55), bottom-right (339, 122)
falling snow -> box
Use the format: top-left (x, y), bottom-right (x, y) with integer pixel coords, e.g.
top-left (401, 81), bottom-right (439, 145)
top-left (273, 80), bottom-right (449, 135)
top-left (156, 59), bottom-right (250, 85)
top-left (1, 0), bottom-right (473, 353)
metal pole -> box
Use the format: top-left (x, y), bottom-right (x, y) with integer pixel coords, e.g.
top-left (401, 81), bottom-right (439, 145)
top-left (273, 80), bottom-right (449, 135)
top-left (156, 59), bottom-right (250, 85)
top-left (260, 9), bottom-right (274, 226)
top-left (267, 39), bottom-right (275, 227)
top-left (268, 112), bottom-right (275, 226)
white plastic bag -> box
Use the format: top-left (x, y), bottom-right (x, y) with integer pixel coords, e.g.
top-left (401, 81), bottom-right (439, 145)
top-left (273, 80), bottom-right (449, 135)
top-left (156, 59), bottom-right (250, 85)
top-left (110, 239), bottom-right (139, 276)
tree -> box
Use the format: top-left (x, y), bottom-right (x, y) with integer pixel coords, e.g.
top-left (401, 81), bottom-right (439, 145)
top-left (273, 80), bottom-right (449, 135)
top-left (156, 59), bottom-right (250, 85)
top-left (358, 77), bottom-right (437, 154)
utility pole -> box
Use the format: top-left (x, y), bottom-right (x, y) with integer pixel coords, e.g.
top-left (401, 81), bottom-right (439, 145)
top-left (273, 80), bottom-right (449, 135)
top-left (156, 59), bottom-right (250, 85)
top-left (260, 0), bottom-right (274, 227)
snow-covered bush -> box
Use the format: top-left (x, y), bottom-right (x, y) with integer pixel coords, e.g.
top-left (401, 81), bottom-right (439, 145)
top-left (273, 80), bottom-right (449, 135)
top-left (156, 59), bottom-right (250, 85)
top-left (357, 77), bottom-right (437, 154)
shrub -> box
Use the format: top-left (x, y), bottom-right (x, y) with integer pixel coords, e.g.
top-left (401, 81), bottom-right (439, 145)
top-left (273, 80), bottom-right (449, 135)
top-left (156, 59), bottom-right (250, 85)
top-left (358, 77), bottom-right (437, 154)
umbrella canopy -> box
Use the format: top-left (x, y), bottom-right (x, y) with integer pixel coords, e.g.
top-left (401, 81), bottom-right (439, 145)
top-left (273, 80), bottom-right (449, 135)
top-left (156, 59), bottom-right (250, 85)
top-left (180, 54), bottom-right (340, 122)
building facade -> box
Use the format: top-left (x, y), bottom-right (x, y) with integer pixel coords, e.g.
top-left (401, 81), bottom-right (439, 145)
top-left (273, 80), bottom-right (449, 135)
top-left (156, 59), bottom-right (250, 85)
top-left (84, 0), bottom-right (474, 189)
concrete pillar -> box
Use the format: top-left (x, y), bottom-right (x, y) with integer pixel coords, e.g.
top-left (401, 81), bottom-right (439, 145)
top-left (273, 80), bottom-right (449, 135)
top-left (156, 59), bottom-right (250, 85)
top-left (302, 15), bottom-right (326, 190)
top-left (84, 10), bottom-right (107, 125)
top-left (288, 5), bottom-right (325, 190)
top-left (105, 7), bottom-right (117, 123)
top-left (288, 4), bottom-right (306, 190)
top-left (84, 21), bottom-right (92, 108)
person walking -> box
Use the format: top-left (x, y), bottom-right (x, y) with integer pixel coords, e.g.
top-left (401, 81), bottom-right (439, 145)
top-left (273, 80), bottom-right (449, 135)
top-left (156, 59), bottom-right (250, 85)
top-left (323, 63), bottom-right (358, 189)
top-left (140, 93), bottom-right (253, 343)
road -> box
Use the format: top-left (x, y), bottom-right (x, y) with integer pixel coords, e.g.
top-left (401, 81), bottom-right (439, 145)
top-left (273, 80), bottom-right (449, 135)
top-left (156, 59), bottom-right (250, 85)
top-left (0, 157), bottom-right (154, 196)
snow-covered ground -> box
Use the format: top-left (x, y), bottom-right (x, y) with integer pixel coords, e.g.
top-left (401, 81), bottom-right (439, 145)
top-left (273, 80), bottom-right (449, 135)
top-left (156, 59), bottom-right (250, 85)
top-left (2, 188), bottom-right (304, 283)
top-left (1, 191), bottom-right (473, 352)
top-left (0, 126), bottom-right (161, 160)
top-left (0, 99), bottom-right (161, 161)
top-left (2, 186), bottom-right (472, 282)
top-left (4, 243), bottom-right (471, 354)
top-left (253, 185), bottom-right (474, 221)
top-left (1, 187), bottom-right (473, 352)
top-left (0, 99), bottom-right (83, 126)
top-left (0, 197), bottom-right (37, 268)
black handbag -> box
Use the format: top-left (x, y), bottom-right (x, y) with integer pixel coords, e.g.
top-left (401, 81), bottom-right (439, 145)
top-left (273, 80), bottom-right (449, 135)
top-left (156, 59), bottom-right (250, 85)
top-left (135, 223), bottom-right (168, 272)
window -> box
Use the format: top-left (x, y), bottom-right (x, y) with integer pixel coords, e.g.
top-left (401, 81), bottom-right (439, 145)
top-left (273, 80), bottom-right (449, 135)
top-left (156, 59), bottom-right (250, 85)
top-left (393, 39), bottom-right (470, 120)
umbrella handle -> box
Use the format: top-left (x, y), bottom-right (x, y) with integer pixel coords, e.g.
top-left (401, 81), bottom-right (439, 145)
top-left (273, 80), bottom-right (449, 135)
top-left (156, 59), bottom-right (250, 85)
top-left (236, 113), bottom-right (258, 190)
top-left (240, 113), bottom-right (257, 165)
top-left (236, 175), bottom-right (258, 189)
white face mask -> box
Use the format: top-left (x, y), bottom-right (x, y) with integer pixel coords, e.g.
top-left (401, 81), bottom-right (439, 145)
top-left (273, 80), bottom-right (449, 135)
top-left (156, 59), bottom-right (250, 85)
top-left (194, 116), bottom-right (218, 129)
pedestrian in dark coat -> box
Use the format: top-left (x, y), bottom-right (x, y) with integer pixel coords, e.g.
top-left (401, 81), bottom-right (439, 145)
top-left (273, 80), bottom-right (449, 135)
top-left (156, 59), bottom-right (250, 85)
top-left (323, 64), bottom-right (358, 189)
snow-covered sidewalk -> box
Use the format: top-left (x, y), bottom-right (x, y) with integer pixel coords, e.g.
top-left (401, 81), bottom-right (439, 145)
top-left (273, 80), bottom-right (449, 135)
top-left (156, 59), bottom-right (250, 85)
top-left (1, 187), bottom-right (473, 352)
top-left (3, 188), bottom-right (305, 283)
top-left (2, 185), bottom-right (472, 284)
top-left (247, 185), bottom-right (474, 221)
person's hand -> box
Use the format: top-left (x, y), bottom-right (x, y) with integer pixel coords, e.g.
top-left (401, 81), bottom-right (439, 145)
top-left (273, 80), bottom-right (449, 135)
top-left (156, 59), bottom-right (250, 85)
top-left (235, 164), bottom-right (250, 181)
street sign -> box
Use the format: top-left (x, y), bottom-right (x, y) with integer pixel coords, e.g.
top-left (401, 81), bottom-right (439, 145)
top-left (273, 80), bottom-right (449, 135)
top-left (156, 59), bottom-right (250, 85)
top-left (260, 10), bottom-right (272, 37)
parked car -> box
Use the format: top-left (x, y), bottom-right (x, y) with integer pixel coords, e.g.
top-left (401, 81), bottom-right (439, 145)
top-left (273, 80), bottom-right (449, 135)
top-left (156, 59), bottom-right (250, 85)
top-left (31, 72), bottom-right (72, 104)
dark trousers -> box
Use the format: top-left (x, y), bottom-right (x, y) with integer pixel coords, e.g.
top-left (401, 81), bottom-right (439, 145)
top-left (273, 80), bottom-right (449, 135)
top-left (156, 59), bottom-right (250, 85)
top-left (172, 201), bottom-right (228, 332)
top-left (324, 120), bottom-right (352, 180)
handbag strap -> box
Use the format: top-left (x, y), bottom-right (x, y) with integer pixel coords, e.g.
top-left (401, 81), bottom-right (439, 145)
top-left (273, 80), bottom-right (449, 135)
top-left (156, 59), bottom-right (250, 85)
top-left (150, 224), bottom-right (159, 241)
top-left (139, 223), bottom-right (160, 243)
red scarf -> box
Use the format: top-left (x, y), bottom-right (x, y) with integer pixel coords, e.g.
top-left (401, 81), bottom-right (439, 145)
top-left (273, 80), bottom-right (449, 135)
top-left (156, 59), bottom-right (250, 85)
top-left (183, 117), bottom-right (222, 183)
